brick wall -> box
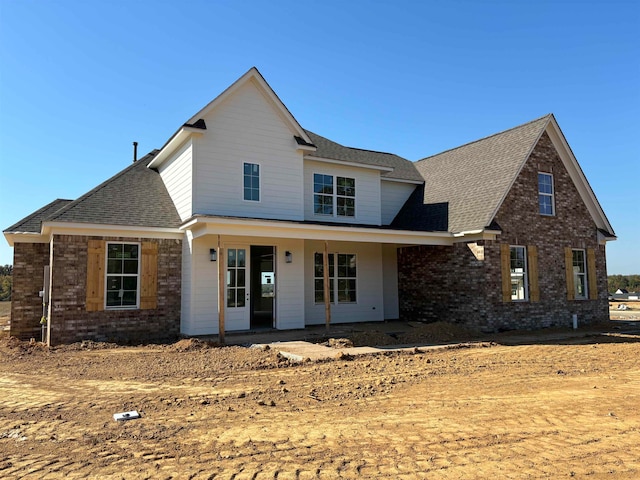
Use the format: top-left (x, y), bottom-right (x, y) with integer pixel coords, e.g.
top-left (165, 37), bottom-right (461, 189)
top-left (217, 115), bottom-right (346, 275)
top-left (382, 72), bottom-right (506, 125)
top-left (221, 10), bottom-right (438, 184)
top-left (10, 242), bottom-right (50, 340)
top-left (399, 132), bottom-right (609, 331)
top-left (48, 235), bottom-right (182, 345)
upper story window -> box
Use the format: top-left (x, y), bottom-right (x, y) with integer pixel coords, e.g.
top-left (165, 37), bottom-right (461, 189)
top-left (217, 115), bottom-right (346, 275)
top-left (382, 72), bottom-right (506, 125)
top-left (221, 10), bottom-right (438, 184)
top-left (538, 172), bottom-right (554, 216)
top-left (313, 173), bottom-right (355, 217)
top-left (510, 246), bottom-right (528, 301)
top-left (106, 243), bottom-right (139, 308)
top-left (243, 163), bottom-right (260, 201)
top-left (572, 249), bottom-right (588, 299)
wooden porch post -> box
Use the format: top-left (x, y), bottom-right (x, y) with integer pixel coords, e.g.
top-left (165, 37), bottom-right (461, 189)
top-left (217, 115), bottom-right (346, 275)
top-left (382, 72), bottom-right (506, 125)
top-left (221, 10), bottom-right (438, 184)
top-left (217, 235), bottom-right (225, 345)
top-left (323, 240), bottom-right (331, 333)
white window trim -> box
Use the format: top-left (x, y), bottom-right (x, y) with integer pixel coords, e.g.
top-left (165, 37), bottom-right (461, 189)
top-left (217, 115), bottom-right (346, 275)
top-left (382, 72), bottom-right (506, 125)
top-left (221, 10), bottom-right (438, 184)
top-left (510, 245), bottom-right (528, 302)
top-left (538, 172), bottom-right (555, 216)
top-left (313, 252), bottom-right (358, 305)
top-left (242, 162), bottom-right (262, 203)
top-left (105, 241), bottom-right (141, 310)
top-left (572, 248), bottom-right (588, 300)
top-left (312, 172), bottom-right (356, 219)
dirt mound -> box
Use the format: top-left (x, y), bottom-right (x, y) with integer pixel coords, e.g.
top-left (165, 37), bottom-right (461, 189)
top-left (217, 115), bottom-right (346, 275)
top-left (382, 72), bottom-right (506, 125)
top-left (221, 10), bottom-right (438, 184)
top-left (348, 321), bottom-right (480, 347)
top-left (397, 321), bottom-right (480, 344)
top-left (0, 336), bottom-right (50, 355)
top-left (169, 338), bottom-right (217, 352)
top-left (59, 340), bottom-right (120, 351)
top-left (325, 338), bottom-right (354, 349)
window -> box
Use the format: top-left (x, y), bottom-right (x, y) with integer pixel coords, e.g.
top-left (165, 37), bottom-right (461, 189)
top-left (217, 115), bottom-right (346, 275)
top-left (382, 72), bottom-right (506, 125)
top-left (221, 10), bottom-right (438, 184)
top-left (572, 249), bottom-right (587, 299)
top-left (336, 177), bottom-right (355, 216)
top-left (538, 172), bottom-right (554, 215)
top-left (106, 243), bottom-right (139, 308)
top-left (313, 174), bottom-right (333, 215)
top-left (313, 173), bottom-right (355, 217)
top-left (314, 252), bottom-right (357, 303)
top-left (243, 163), bottom-right (260, 201)
top-left (510, 246), bottom-right (528, 301)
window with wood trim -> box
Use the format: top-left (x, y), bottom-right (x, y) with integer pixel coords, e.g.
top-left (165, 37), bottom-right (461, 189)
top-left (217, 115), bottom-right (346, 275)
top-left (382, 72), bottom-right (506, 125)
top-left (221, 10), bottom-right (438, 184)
top-left (510, 246), bottom-right (528, 301)
top-left (572, 249), bottom-right (588, 300)
top-left (314, 252), bottom-right (357, 303)
top-left (565, 247), bottom-right (598, 301)
top-left (86, 240), bottom-right (157, 311)
top-left (501, 244), bottom-right (539, 303)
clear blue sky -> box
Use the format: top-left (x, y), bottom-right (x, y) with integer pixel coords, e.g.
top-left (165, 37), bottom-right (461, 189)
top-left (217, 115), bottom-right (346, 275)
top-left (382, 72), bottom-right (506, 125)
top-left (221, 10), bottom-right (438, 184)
top-left (0, 0), bottom-right (638, 274)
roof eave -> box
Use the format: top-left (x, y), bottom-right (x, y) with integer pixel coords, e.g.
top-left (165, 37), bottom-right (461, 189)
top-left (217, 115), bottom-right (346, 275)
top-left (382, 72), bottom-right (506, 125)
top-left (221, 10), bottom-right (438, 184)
top-left (304, 154), bottom-right (395, 172)
top-left (148, 126), bottom-right (203, 169)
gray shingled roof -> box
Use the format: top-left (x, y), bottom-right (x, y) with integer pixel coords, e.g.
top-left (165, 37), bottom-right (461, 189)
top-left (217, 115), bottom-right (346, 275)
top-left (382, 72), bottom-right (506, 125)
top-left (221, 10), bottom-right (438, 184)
top-left (47, 150), bottom-right (182, 228)
top-left (6, 151), bottom-right (182, 233)
top-left (4, 198), bottom-right (73, 233)
top-left (305, 130), bottom-right (423, 182)
top-left (393, 115), bottom-right (551, 233)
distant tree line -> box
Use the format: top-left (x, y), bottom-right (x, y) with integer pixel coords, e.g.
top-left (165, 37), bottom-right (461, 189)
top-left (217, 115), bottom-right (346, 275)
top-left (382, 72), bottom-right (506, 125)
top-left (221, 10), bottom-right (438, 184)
top-left (0, 265), bottom-right (11, 301)
top-left (608, 274), bottom-right (640, 293)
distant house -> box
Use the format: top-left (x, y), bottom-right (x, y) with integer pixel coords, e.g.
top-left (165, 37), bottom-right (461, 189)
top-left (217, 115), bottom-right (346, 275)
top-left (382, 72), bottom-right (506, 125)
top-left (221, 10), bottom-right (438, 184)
top-left (3, 67), bottom-right (616, 345)
top-left (615, 289), bottom-right (629, 294)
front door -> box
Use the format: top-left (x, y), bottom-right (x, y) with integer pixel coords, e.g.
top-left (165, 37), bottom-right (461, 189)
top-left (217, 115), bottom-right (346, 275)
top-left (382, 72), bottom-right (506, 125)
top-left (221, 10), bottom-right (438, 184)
top-left (250, 245), bottom-right (275, 329)
top-left (225, 245), bottom-right (250, 330)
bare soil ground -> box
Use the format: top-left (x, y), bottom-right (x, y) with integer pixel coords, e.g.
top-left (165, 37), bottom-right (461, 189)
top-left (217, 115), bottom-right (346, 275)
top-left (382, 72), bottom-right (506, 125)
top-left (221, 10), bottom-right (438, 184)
top-left (1, 322), bottom-right (639, 479)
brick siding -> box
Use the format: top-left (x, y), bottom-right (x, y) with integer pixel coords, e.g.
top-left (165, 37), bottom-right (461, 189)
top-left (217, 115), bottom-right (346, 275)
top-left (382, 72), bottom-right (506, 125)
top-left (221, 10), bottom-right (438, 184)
top-left (11, 235), bottom-right (182, 345)
top-left (10, 242), bottom-right (50, 340)
top-left (398, 132), bottom-right (609, 331)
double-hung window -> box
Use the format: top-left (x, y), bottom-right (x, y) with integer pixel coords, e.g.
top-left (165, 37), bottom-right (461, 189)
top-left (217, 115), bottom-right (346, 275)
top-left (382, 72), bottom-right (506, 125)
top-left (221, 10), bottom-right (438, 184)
top-left (314, 253), bottom-right (357, 303)
top-left (572, 249), bottom-right (588, 299)
top-left (243, 163), bottom-right (260, 201)
top-left (313, 174), bottom-right (334, 215)
top-left (510, 246), bottom-right (528, 301)
top-left (538, 172), bottom-right (554, 215)
top-left (106, 243), bottom-right (139, 308)
top-left (313, 173), bottom-right (355, 217)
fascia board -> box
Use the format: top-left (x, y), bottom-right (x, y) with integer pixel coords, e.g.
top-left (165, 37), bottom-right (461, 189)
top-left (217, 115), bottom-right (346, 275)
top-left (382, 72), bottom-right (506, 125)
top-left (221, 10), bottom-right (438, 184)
top-left (183, 216), bottom-right (453, 245)
top-left (148, 128), bottom-right (201, 169)
top-left (3, 231), bottom-right (48, 246)
top-left (304, 155), bottom-right (395, 172)
top-left (452, 230), bottom-right (501, 243)
top-left (42, 222), bottom-right (184, 239)
top-left (545, 117), bottom-right (615, 235)
top-left (187, 67), bottom-right (313, 145)
top-left (381, 177), bottom-right (424, 185)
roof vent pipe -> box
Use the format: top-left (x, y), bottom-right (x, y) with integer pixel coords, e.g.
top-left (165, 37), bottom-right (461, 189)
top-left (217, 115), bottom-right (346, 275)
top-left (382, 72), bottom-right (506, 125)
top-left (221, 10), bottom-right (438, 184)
top-left (133, 142), bottom-right (138, 163)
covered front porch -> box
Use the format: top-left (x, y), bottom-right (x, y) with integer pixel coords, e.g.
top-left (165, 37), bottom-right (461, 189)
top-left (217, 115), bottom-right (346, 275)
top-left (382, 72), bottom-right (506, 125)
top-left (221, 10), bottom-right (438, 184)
top-left (178, 215), bottom-right (454, 338)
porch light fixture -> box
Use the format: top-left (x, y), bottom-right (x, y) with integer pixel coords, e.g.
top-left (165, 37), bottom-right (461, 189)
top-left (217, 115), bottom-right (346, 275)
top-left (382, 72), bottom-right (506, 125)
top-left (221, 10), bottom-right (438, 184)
top-left (209, 248), bottom-right (217, 262)
top-left (285, 251), bottom-right (292, 263)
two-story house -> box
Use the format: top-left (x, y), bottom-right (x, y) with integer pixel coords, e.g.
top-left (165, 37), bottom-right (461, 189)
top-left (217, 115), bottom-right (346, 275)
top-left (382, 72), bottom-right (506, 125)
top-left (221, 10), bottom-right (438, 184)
top-left (4, 68), bottom-right (616, 345)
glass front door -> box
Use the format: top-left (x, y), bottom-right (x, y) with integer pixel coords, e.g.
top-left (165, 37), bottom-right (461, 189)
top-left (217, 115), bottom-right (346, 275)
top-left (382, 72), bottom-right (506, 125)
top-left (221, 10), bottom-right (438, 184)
top-left (225, 246), bottom-right (250, 330)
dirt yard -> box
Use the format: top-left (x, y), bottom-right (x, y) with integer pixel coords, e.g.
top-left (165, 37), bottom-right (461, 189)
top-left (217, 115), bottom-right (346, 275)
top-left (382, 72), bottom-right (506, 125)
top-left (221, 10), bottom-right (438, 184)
top-left (1, 322), bottom-right (639, 479)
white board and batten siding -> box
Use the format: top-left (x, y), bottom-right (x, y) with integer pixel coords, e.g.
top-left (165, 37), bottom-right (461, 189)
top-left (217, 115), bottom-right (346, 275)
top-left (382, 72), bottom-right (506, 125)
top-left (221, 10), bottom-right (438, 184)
top-left (303, 240), bottom-right (385, 325)
top-left (193, 80), bottom-right (304, 221)
top-left (303, 160), bottom-right (382, 225)
top-left (158, 139), bottom-right (193, 222)
top-left (381, 180), bottom-right (416, 225)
